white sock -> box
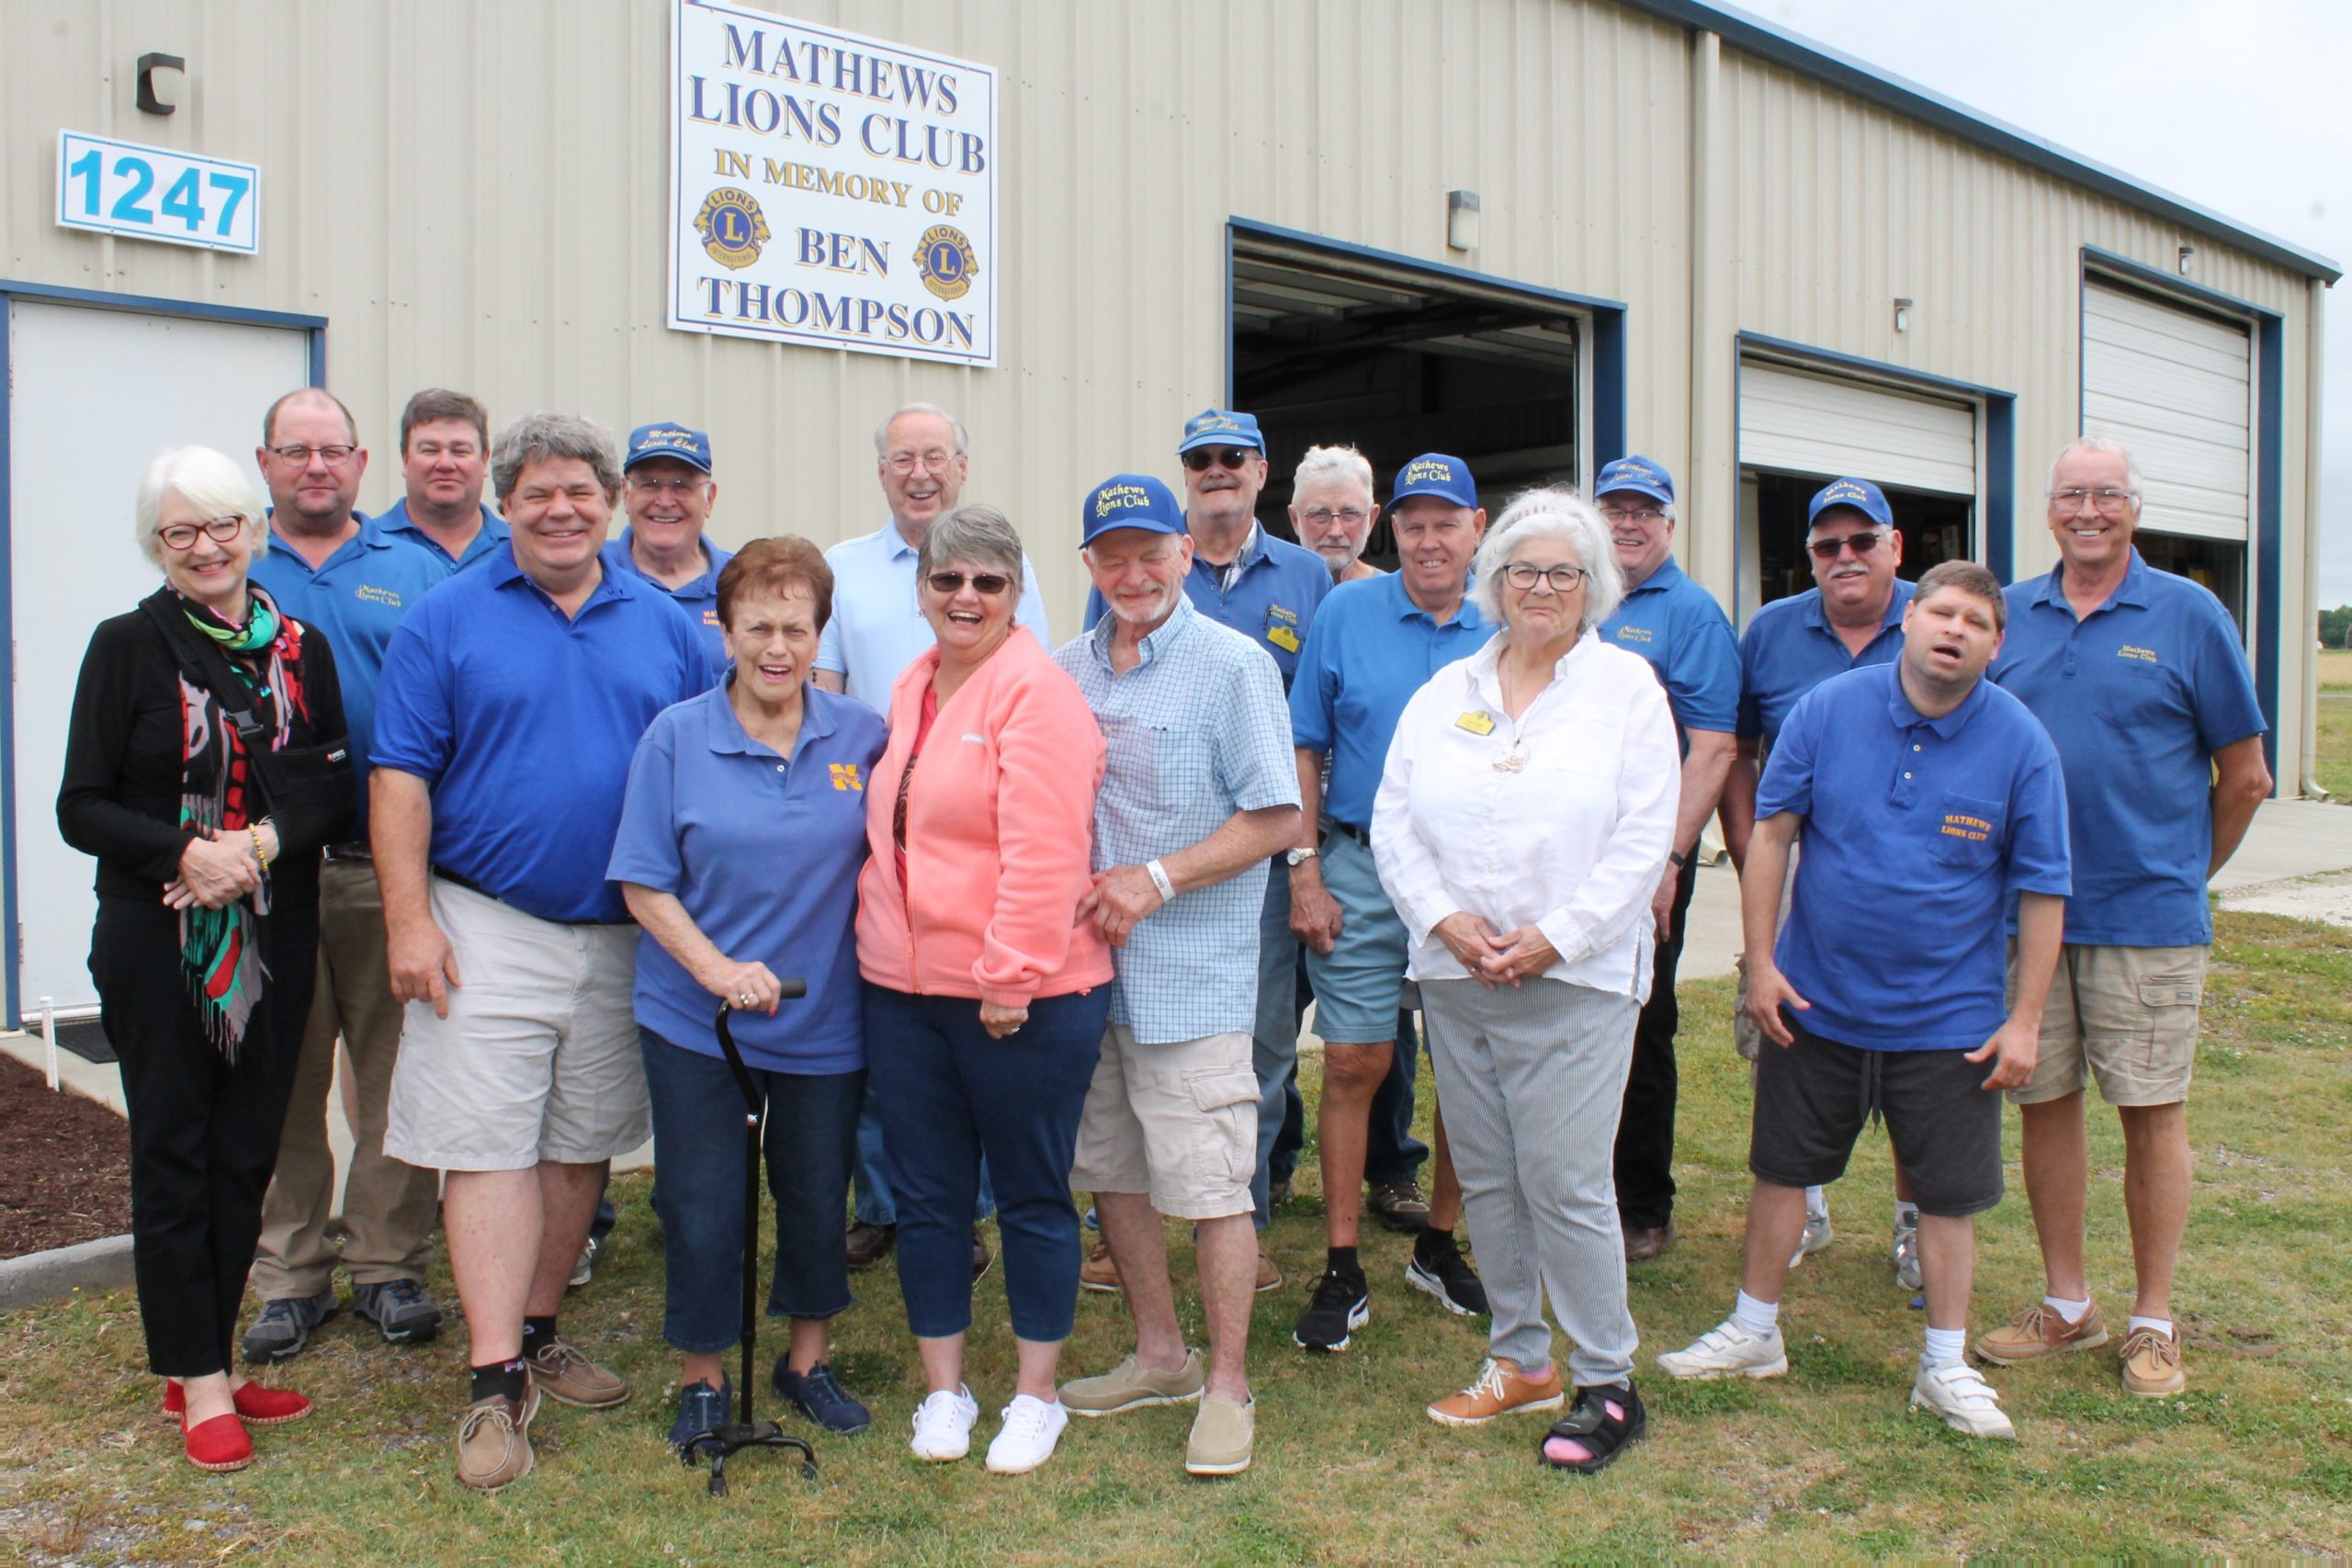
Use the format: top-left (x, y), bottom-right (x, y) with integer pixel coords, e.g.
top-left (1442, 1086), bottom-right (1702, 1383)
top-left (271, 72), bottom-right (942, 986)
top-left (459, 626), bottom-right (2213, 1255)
top-left (1921, 1326), bottom-right (1966, 1370)
top-left (2127, 1314), bottom-right (2174, 1340)
top-left (2043, 1294), bottom-right (2092, 1325)
top-left (1804, 1186), bottom-right (1828, 1219)
top-left (1731, 1290), bottom-right (1781, 1339)
top-left (1894, 1200), bottom-right (1920, 1227)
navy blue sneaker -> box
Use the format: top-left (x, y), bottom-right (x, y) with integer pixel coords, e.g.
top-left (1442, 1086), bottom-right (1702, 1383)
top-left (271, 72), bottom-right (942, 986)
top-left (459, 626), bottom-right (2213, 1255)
top-left (773, 1359), bottom-right (871, 1435)
top-left (669, 1376), bottom-right (732, 1455)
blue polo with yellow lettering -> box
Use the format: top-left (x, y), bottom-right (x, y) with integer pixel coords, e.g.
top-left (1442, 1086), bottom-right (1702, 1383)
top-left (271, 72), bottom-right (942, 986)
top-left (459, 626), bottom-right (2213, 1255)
top-left (376, 497), bottom-right (511, 572)
top-left (1290, 570), bottom-right (1493, 829)
top-left (249, 514), bottom-right (453, 838)
top-left (1601, 555), bottom-right (1741, 740)
top-left (1085, 523), bottom-right (1331, 690)
top-left (1992, 549), bottom-right (2265, 947)
top-left (601, 527), bottom-right (734, 666)
top-left (1758, 662), bottom-right (2071, 1053)
top-left (1736, 579), bottom-right (1917, 747)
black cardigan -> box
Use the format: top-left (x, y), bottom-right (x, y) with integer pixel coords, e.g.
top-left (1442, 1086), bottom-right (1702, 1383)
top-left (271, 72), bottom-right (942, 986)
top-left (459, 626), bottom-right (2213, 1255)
top-left (58, 592), bottom-right (347, 910)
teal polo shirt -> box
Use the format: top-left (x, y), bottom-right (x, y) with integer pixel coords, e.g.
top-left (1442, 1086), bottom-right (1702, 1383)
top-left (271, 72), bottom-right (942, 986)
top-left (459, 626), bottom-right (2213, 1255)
top-left (1601, 555), bottom-right (1741, 743)
top-left (376, 497), bottom-right (510, 573)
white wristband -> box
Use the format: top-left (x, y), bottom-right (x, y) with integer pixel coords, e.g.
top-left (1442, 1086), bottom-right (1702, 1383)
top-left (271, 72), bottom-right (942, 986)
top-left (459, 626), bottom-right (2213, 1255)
top-left (1145, 859), bottom-right (1175, 903)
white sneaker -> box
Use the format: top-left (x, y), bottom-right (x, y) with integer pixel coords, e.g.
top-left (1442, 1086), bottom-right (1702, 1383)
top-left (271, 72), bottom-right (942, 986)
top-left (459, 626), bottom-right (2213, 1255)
top-left (1657, 1318), bottom-right (1790, 1381)
top-left (909, 1384), bottom-right (980, 1461)
top-left (1892, 1217), bottom-right (1922, 1292)
top-left (1910, 1362), bottom-right (2016, 1440)
top-left (984, 1393), bottom-right (1069, 1475)
top-left (1788, 1210), bottom-right (1833, 1269)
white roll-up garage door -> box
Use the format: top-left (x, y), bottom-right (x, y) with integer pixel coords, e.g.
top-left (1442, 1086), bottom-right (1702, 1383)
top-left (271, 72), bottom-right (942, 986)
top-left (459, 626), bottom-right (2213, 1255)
top-left (2082, 281), bottom-right (2252, 543)
top-left (1738, 360), bottom-right (1978, 497)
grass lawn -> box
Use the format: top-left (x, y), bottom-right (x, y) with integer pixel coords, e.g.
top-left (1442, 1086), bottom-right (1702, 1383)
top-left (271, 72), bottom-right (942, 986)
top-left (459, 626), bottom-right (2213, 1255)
top-left (2320, 649), bottom-right (2352, 802)
top-left (6, 909), bottom-right (2350, 1563)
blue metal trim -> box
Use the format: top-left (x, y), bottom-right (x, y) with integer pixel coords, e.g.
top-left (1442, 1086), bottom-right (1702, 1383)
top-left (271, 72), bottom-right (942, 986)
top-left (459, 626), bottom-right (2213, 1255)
top-left (1228, 219), bottom-right (1632, 316)
top-left (1986, 400), bottom-right (2015, 584)
top-left (1592, 313), bottom-right (1627, 470)
top-left (1737, 330), bottom-right (2013, 401)
top-left (1623, 1), bottom-right (2340, 284)
top-left (1730, 350), bottom-right (1745, 624)
top-left (1222, 224), bottom-right (1234, 409)
top-left (0, 279), bottom-right (327, 1026)
top-left (2080, 246), bottom-right (2287, 321)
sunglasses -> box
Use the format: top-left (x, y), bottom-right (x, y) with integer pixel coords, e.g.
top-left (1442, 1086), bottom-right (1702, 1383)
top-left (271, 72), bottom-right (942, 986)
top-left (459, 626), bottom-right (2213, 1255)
top-left (1182, 446), bottom-right (1258, 472)
top-left (1807, 529), bottom-right (1885, 560)
top-left (924, 570), bottom-right (1012, 596)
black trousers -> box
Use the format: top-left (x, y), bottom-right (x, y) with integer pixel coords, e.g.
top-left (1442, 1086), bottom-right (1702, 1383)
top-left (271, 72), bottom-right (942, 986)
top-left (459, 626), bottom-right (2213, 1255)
top-left (92, 896), bottom-right (316, 1377)
top-left (1613, 852), bottom-right (1699, 1229)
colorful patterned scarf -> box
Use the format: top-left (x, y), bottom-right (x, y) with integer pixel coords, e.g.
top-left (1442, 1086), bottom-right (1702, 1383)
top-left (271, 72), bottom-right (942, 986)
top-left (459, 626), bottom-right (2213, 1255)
top-left (175, 586), bottom-right (309, 1062)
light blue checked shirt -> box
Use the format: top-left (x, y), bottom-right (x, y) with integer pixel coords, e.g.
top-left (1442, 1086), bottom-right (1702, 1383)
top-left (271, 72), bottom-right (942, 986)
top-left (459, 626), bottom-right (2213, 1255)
top-left (1056, 594), bottom-right (1300, 1043)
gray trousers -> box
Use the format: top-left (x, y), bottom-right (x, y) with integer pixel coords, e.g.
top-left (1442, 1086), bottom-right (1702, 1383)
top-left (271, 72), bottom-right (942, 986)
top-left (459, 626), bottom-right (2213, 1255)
top-left (1422, 976), bottom-right (1641, 1387)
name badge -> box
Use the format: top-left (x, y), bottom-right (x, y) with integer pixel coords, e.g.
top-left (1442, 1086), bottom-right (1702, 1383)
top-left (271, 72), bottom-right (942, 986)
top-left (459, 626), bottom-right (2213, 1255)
top-left (1266, 625), bottom-right (1301, 653)
top-left (1456, 710), bottom-right (1496, 736)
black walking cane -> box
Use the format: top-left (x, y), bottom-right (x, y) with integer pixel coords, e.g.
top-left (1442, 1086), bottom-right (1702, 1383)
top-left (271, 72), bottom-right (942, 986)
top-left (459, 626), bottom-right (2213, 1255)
top-left (685, 995), bottom-right (820, 1496)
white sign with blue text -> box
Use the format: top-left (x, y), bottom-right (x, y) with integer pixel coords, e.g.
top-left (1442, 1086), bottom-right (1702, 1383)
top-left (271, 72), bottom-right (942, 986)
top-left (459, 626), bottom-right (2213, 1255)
top-left (56, 131), bottom-right (260, 254)
top-left (668, 0), bottom-right (997, 367)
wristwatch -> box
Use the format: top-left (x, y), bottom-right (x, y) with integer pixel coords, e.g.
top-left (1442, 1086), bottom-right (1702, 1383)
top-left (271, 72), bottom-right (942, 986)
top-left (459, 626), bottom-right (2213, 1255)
top-left (1668, 850), bottom-right (1690, 868)
top-left (1285, 846), bottom-right (1318, 868)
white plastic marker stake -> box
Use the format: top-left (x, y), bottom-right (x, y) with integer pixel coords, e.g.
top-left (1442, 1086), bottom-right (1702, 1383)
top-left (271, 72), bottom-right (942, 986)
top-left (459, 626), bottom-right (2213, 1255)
top-left (39, 996), bottom-right (57, 1091)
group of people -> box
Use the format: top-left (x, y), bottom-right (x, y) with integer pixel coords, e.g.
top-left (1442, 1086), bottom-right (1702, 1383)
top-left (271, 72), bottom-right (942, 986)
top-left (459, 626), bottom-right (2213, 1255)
top-left (59, 379), bottom-right (2266, 1486)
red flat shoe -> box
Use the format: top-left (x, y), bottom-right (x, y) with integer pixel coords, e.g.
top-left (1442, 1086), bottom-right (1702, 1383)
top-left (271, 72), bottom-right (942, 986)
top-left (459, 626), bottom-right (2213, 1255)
top-left (182, 1413), bottom-right (254, 1472)
top-left (163, 1381), bottom-right (313, 1427)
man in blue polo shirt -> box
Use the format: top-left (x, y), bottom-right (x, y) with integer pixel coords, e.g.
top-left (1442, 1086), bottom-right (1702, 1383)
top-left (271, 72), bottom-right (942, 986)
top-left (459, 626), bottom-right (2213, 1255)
top-left (1287, 452), bottom-right (1493, 1350)
top-left (1974, 437), bottom-right (2270, 1397)
top-left (243, 387), bottom-right (456, 1364)
top-left (602, 422), bottom-right (733, 664)
top-left (372, 412), bottom-right (714, 1494)
top-left (1594, 456), bottom-right (1740, 1264)
top-left (1721, 476), bottom-right (1919, 1280)
top-left (1658, 561), bottom-right (2070, 1442)
top-left (376, 388), bottom-right (510, 572)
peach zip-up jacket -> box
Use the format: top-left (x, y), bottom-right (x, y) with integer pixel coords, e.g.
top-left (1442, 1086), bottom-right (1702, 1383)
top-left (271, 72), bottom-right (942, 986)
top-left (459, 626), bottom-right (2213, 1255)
top-left (855, 626), bottom-right (1114, 1009)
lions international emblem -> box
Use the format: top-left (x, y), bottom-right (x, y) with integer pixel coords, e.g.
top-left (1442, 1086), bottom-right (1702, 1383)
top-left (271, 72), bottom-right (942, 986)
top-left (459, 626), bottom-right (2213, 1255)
top-left (696, 188), bottom-right (770, 271)
top-left (915, 225), bottom-right (978, 301)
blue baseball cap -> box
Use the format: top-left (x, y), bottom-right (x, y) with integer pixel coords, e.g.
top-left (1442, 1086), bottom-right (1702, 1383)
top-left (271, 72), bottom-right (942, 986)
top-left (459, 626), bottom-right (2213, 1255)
top-left (1081, 474), bottom-right (1186, 545)
top-left (1595, 455), bottom-right (1675, 507)
top-left (1177, 408), bottom-right (1264, 455)
top-left (1391, 453), bottom-right (1478, 509)
top-left (625, 422), bottom-right (714, 475)
top-left (1807, 476), bottom-right (1893, 528)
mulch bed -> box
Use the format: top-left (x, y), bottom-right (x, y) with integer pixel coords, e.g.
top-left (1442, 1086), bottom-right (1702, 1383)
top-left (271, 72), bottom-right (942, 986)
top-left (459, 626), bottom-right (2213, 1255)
top-left (0, 1053), bottom-right (131, 1260)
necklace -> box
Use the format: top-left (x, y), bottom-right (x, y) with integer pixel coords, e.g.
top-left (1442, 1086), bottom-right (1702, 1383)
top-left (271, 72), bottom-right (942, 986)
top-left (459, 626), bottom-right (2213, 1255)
top-left (1491, 662), bottom-right (1530, 773)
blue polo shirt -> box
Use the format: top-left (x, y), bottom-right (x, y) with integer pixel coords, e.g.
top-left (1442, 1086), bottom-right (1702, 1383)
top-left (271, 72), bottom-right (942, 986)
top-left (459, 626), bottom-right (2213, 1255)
top-left (1737, 580), bottom-right (1917, 747)
top-left (813, 523), bottom-right (1053, 711)
top-left (600, 527), bottom-right (734, 666)
top-left (1991, 550), bottom-right (2265, 947)
top-left (1601, 555), bottom-right (1742, 742)
top-left (1290, 571), bottom-right (1494, 829)
top-left (606, 681), bottom-right (886, 1073)
top-left (376, 497), bottom-right (511, 573)
top-left (1758, 663), bottom-right (2072, 1053)
top-left (250, 515), bottom-right (454, 839)
top-left (371, 544), bottom-right (719, 923)
top-left (1085, 524), bottom-right (1332, 691)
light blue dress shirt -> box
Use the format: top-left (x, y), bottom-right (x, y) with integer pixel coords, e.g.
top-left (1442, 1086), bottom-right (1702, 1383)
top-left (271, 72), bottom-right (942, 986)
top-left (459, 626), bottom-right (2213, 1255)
top-left (813, 523), bottom-right (1052, 711)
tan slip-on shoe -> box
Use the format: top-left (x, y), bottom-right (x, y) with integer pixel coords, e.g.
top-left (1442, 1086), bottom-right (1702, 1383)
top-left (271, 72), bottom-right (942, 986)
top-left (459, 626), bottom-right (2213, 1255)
top-left (530, 1337), bottom-right (629, 1408)
top-left (1973, 1302), bottom-right (2109, 1366)
top-left (1079, 1242), bottom-right (1124, 1294)
top-left (1184, 1393), bottom-right (1254, 1476)
top-left (1427, 1358), bottom-right (1566, 1427)
top-left (456, 1379), bottom-right (541, 1493)
top-left (1255, 1251), bottom-right (1283, 1293)
top-left (2120, 1325), bottom-right (2188, 1396)
top-left (1062, 1349), bottom-right (1207, 1416)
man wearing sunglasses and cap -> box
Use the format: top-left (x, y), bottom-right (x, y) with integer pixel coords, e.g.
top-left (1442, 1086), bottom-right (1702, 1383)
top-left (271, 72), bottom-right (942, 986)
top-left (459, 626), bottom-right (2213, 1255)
top-left (1721, 476), bottom-right (1922, 1287)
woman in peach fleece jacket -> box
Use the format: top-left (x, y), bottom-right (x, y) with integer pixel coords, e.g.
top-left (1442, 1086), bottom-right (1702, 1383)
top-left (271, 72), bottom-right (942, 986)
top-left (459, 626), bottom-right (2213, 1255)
top-left (855, 504), bottom-right (1114, 1474)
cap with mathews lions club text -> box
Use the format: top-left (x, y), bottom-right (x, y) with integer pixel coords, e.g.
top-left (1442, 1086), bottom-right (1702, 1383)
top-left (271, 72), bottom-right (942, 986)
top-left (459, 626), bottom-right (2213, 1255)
top-left (624, 423), bottom-right (714, 475)
top-left (1081, 474), bottom-right (1186, 545)
top-left (1595, 455), bottom-right (1675, 507)
top-left (1177, 408), bottom-right (1264, 455)
top-left (1390, 452), bottom-right (1477, 509)
top-left (1806, 476), bottom-right (1893, 528)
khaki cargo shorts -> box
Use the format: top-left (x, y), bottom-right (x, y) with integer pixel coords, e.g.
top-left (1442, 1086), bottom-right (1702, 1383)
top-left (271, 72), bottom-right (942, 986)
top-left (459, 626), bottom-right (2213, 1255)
top-left (2006, 941), bottom-right (2209, 1108)
top-left (1071, 1025), bottom-right (1259, 1221)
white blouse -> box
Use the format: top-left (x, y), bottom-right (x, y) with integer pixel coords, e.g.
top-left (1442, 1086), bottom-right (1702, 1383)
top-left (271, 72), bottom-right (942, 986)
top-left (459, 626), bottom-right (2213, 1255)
top-left (1372, 629), bottom-right (1681, 999)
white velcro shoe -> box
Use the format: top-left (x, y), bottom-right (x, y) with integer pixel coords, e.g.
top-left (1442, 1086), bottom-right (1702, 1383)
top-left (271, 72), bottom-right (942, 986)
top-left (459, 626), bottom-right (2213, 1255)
top-left (985, 1393), bottom-right (1069, 1475)
top-left (909, 1383), bottom-right (980, 1461)
top-left (1910, 1362), bottom-right (2017, 1440)
top-left (1656, 1318), bottom-right (1790, 1381)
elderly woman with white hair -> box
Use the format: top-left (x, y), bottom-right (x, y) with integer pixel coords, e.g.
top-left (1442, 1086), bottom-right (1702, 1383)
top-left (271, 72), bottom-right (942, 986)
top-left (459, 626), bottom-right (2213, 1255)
top-left (59, 446), bottom-right (350, 1473)
top-left (1371, 485), bottom-right (1679, 1473)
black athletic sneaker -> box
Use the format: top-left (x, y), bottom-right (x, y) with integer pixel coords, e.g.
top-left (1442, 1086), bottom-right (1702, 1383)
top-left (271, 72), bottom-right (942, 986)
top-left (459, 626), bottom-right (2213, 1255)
top-left (1406, 1233), bottom-right (1489, 1316)
top-left (1293, 1269), bottom-right (1371, 1352)
top-left (240, 1288), bottom-right (340, 1364)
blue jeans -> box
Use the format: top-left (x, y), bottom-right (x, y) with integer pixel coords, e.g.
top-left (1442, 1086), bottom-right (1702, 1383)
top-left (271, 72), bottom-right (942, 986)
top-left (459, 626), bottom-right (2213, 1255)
top-left (853, 1085), bottom-right (999, 1226)
top-left (865, 984), bottom-right (1108, 1343)
top-left (639, 1029), bottom-right (862, 1355)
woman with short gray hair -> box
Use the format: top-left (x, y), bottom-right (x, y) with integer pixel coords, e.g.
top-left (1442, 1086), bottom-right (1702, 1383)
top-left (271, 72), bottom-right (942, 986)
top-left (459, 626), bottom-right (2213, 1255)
top-left (1371, 484), bottom-right (1678, 1473)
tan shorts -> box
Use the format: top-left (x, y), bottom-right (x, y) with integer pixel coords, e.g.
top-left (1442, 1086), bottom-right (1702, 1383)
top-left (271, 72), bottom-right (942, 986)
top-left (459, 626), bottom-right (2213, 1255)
top-left (1071, 1025), bottom-right (1258, 1221)
top-left (2007, 942), bottom-right (2209, 1109)
top-left (384, 879), bottom-right (650, 1172)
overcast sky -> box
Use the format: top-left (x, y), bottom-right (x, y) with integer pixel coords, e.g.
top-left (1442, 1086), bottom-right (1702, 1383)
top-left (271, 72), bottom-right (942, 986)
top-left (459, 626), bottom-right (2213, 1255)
top-left (1756, 0), bottom-right (2350, 605)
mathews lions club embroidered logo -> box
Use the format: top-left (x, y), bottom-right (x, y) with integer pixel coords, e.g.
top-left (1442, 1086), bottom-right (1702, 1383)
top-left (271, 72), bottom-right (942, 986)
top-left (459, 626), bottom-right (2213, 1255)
top-left (916, 224), bottom-right (978, 301)
top-left (696, 187), bottom-right (770, 270)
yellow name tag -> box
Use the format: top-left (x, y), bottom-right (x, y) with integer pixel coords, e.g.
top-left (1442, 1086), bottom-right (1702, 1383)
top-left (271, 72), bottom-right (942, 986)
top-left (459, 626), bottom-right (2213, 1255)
top-left (1456, 710), bottom-right (1496, 736)
top-left (1266, 626), bottom-right (1301, 653)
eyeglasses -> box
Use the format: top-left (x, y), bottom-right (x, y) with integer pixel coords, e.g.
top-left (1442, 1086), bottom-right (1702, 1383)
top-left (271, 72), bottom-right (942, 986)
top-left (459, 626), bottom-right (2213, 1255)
top-left (158, 516), bottom-right (248, 551)
top-left (1503, 562), bottom-right (1588, 592)
top-left (268, 443), bottom-right (357, 466)
top-left (2048, 487), bottom-right (2138, 513)
top-left (1297, 506), bottom-right (1370, 528)
top-left (628, 475), bottom-right (707, 496)
top-left (924, 570), bottom-right (1012, 596)
top-left (1599, 505), bottom-right (1668, 525)
top-left (1182, 446), bottom-right (1258, 472)
top-left (886, 450), bottom-right (958, 475)
top-left (1807, 529), bottom-right (1885, 560)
